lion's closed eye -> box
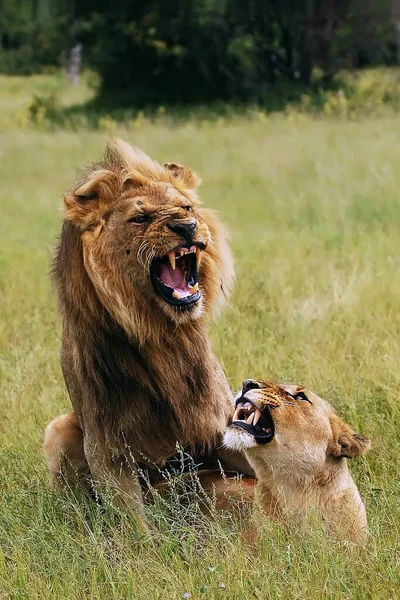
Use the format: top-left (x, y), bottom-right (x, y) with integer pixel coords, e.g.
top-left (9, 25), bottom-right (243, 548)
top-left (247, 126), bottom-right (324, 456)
top-left (127, 214), bottom-right (150, 224)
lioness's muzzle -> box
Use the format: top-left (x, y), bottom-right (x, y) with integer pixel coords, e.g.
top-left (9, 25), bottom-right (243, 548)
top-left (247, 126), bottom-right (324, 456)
top-left (231, 390), bottom-right (276, 445)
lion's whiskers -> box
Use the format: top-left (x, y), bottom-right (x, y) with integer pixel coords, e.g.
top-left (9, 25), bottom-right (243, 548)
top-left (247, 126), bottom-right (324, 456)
top-left (137, 240), bottom-right (150, 269)
top-left (144, 247), bottom-right (156, 270)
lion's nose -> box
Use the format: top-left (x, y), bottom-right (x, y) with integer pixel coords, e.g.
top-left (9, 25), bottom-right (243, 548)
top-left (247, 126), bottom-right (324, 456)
top-left (167, 219), bottom-right (197, 244)
top-left (242, 379), bottom-right (260, 394)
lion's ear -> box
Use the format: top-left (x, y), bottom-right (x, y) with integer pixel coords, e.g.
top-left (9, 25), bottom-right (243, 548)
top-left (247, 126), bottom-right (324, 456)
top-left (64, 169), bottom-right (118, 230)
top-left (164, 162), bottom-right (200, 190)
top-left (329, 414), bottom-right (371, 459)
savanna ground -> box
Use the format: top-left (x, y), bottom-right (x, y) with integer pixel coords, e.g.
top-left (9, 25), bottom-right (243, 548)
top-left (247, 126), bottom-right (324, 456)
top-left (0, 73), bottom-right (399, 599)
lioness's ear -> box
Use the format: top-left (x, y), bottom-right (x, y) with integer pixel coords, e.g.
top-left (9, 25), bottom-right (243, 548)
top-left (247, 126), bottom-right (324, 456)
top-left (64, 169), bottom-right (118, 230)
top-left (164, 162), bottom-right (200, 190)
top-left (329, 415), bottom-right (371, 459)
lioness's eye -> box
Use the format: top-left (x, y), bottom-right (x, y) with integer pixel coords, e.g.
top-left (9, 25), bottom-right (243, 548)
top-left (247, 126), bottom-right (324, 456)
top-left (127, 214), bottom-right (149, 224)
top-left (294, 392), bottom-right (311, 403)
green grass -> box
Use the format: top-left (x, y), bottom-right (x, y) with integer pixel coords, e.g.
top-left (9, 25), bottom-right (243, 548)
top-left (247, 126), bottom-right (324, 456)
top-left (0, 74), bottom-right (399, 599)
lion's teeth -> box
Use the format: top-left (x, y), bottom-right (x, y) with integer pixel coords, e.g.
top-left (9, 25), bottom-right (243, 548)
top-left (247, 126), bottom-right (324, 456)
top-left (189, 283), bottom-right (198, 295)
top-left (180, 250), bottom-right (185, 257)
top-left (196, 247), bottom-right (201, 269)
top-left (168, 252), bottom-right (176, 271)
top-left (172, 291), bottom-right (181, 299)
top-left (246, 412), bottom-right (255, 425)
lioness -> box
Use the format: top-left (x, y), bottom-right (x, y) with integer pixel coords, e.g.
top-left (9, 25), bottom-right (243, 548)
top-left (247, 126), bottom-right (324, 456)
top-left (199, 379), bottom-right (370, 543)
top-left (43, 139), bottom-right (241, 529)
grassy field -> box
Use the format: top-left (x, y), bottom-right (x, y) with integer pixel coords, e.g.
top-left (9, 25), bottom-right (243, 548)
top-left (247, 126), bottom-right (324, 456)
top-left (0, 75), bottom-right (399, 599)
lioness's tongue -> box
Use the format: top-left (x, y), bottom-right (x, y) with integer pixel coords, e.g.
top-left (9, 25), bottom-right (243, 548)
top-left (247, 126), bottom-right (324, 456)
top-left (159, 263), bottom-right (192, 298)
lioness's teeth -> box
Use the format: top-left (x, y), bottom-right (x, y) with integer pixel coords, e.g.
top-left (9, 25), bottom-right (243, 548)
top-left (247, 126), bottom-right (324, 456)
top-left (189, 283), bottom-right (198, 294)
top-left (246, 412), bottom-right (255, 425)
top-left (253, 409), bottom-right (262, 425)
top-left (168, 252), bottom-right (176, 271)
top-left (196, 247), bottom-right (201, 269)
top-left (232, 408), bottom-right (240, 421)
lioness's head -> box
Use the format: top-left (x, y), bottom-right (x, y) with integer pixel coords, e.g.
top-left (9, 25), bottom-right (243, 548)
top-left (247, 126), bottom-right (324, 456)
top-left (62, 139), bottom-right (234, 335)
top-left (224, 379), bottom-right (370, 476)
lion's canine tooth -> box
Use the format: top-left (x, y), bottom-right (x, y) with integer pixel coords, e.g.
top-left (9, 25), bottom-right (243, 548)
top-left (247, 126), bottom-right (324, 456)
top-left (180, 250), bottom-right (185, 257)
top-left (168, 252), bottom-right (176, 271)
top-left (196, 247), bottom-right (201, 269)
top-left (189, 283), bottom-right (198, 295)
top-left (246, 412), bottom-right (255, 425)
top-left (172, 291), bottom-right (181, 300)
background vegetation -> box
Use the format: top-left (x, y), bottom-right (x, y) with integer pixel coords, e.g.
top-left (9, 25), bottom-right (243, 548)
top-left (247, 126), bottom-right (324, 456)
top-left (1, 0), bottom-right (399, 103)
top-left (0, 72), bottom-right (399, 598)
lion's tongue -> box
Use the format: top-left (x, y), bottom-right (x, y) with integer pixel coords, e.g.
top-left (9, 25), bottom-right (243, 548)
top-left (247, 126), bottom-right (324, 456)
top-left (159, 263), bottom-right (191, 298)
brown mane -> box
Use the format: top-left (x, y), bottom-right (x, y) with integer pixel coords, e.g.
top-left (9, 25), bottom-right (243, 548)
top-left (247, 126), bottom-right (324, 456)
top-left (50, 139), bottom-right (235, 465)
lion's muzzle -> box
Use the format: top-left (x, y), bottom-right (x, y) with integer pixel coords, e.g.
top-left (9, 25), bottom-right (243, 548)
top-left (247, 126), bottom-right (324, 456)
top-left (167, 219), bottom-right (197, 247)
top-left (150, 244), bottom-right (203, 308)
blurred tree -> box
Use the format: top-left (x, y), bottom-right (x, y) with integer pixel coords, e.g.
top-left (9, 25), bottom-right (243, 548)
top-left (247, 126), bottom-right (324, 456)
top-left (393, 0), bottom-right (400, 61)
top-left (0, 0), bottom-right (397, 100)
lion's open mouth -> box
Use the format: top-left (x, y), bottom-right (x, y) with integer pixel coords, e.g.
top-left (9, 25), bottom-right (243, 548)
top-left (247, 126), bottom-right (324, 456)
top-left (150, 245), bottom-right (202, 307)
top-left (231, 400), bottom-right (275, 444)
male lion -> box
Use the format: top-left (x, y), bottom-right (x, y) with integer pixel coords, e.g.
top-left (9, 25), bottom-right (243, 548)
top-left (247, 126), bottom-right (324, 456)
top-left (43, 139), bottom-right (238, 528)
top-left (197, 379), bottom-right (370, 543)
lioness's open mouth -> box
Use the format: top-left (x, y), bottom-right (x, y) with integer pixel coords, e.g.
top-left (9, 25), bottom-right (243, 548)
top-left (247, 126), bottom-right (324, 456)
top-left (151, 245), bottom-right (202, 307)
top-left (231, 400), bottom-right (275, 444)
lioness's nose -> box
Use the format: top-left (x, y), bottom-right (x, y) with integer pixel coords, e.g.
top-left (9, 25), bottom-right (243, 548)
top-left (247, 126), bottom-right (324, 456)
top-left (167, 219), bottom-right (197, 243)
top-left (242, 379), bottom-right (260, 394)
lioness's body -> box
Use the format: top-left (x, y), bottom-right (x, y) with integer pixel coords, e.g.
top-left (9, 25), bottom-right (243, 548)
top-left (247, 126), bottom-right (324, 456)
top-left (44, 140), bottom-right (239, 527)
top-left (203, 380), bottom-right (370, 543)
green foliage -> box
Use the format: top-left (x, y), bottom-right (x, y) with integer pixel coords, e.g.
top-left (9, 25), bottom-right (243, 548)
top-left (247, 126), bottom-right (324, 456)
top-left (2, 68), bottom-right (400, 133)
top-left (0, 0), bottom-right (398, 102)
top-left (0, 0), bottom-right (69, 74)
top-left (0, 73), bottom-right (399, 598)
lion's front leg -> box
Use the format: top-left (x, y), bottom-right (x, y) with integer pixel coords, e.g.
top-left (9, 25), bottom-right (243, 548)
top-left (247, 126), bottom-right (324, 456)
top-left (83, 434), bottom-right (149, 532)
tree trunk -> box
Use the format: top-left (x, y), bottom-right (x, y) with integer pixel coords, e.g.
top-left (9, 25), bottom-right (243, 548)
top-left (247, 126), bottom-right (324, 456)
top-left (393, 0), bottom-right (400, 62)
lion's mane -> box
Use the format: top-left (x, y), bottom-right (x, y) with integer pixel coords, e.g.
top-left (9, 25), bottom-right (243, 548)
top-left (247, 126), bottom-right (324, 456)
top-left (52, 139), bottom-right (234, 464)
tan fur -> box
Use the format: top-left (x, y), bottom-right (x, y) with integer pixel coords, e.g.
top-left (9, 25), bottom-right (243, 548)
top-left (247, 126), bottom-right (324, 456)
top-left (43, 139), bottom-right (237, 528)
top-left (215, 380), bottom-right (370, 543)
top-left (43, 413), bottom-right (88, 485)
